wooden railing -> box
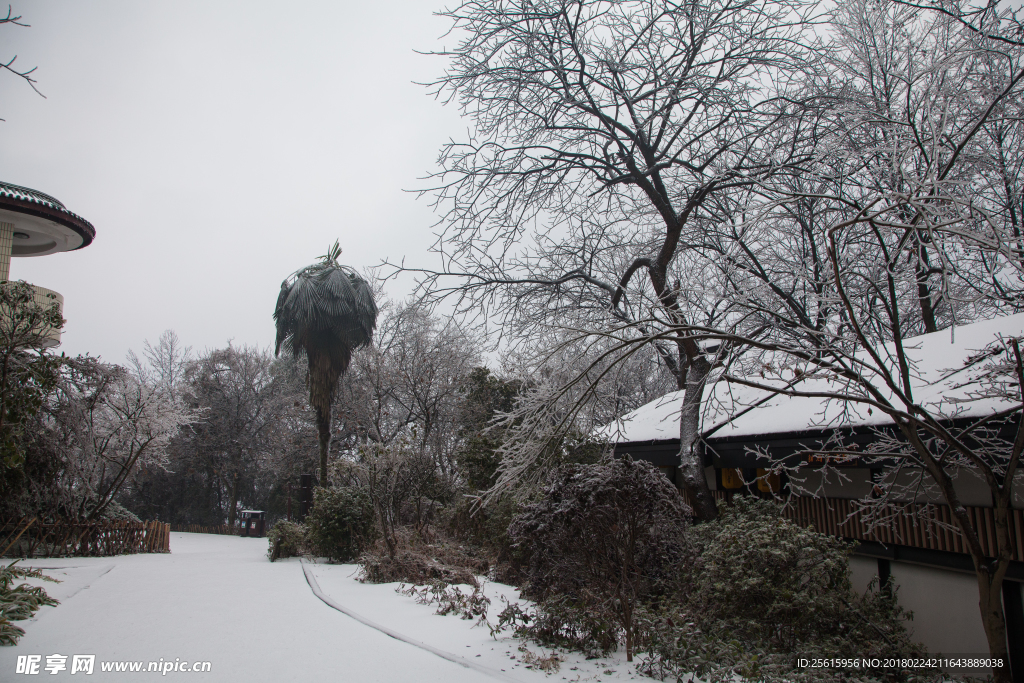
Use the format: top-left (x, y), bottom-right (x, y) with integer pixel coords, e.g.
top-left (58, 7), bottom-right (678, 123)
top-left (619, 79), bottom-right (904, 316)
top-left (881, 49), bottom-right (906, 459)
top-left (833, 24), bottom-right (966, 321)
top-left (699, 491), bottom-right (1024, 562)
top-left (0, 518), bottom-right (171, 558)
top-left (784, 495), bottom-right (1024, 562)
top-left (169, 523), bottom-right (238, 535)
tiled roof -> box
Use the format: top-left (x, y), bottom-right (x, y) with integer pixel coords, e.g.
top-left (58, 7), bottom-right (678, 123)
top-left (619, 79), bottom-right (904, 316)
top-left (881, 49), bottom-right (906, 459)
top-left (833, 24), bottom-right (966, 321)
top-left (0, 181), bottom-right (95, 247)
top-left (0, 182), bottom-right (68, 210)
top-left (603, 312), bottom-right (1024, 443)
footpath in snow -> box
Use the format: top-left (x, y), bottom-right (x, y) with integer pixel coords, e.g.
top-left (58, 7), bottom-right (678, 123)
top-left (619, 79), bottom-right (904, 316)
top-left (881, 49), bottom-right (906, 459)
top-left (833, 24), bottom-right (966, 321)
top-left (0, 532), bottom-right (639, 682)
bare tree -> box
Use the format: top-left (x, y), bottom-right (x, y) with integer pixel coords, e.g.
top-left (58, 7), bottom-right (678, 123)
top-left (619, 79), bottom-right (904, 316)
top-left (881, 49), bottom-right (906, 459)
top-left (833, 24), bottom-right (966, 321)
top-left (128, 330), bottom-right (193, 402)
top-left (177, 345), bottom-right (294, 528)
top-left (403, 0), bottom-right (1024, 673)
top-left (711, 217), bottom-right (1024, 680)
top-left (40, 356), bottom-right (195, 521)
top-left (0, 4), bottom-right (43, 115)
top-left (335, 302), bottom-right (481, 479)
top-left (329, 302), bottom-right (494, 533)
top-left (681, 2), bottom-right (1024, 675)
top-left (396, 0), bottom-right (825, 519)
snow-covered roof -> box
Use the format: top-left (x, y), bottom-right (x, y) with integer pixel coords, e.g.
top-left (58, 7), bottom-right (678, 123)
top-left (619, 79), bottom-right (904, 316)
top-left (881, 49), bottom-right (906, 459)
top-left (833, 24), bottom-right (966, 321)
top-left (602, 313), bottom-right (1024, 444)
top-left (0, 180), bottom-right (95, 250)
top-left (0, 182), bottom-right (71, 213)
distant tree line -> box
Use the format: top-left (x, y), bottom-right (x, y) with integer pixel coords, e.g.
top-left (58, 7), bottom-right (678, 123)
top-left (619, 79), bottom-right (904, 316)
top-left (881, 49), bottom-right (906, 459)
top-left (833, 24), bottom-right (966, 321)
top-left (0, 280), bottom-right (672, 529)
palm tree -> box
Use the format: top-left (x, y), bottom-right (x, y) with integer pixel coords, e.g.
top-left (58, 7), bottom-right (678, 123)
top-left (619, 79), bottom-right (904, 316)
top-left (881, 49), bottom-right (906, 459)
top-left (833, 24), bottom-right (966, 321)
top-left (274, 242), bottom-right (377, 486)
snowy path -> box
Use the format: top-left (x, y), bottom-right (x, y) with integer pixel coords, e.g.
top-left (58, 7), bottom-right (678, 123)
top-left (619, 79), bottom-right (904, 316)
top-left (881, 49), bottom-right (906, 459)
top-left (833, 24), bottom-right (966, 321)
top-left (304, 562), bottom-right (638, 683)
top-left (1, 533), bottom-right (639, 682)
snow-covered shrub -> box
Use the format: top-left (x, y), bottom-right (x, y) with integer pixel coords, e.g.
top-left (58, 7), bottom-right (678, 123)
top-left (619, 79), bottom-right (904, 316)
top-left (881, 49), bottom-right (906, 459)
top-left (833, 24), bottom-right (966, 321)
top-left (358, 528), bottom-right (483, 586)
top-left (304, 486), bottom-right (375, 562)
top-left (360, 549), bottom-right (479, 585)
top-left (267, 520), bottom-right (306, 561)
top-left (443, 496), bottom-right (524, 583)
top-left (0, 562), bottom-right (58, 645)
top-left (97, 500), bottom-right (142, 523)
top-left (397, 580), bottom-right (491, 625)
top-left (507, 458), bottom-right (691, 661)
top-left (637, 498), bottom-right (927, 683)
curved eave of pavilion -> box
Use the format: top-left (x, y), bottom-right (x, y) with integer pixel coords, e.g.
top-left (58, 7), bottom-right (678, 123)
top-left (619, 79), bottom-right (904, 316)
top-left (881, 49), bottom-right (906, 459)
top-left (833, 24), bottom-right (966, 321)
top-left (0, 182), bottom-right (96, 253)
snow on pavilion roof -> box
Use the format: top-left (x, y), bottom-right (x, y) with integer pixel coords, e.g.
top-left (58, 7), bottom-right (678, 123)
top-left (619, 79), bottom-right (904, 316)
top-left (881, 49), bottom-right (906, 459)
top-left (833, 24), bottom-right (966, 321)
top-left (0, 182), bottom-right (70, 211)
top-left (601, 313), bottom-right (1024, 444)
top-left (0, 181), bottom-right (96, 247)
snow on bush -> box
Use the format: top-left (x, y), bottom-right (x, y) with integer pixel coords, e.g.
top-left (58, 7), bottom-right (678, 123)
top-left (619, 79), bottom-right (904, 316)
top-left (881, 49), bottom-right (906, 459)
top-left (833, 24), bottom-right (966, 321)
top-left (506, 457), bottom-right (691, 661)
top-left (0, 562), bottom-right (58, 645)
top-left (267, 521), bottom-right (306, 561)
top-left (396, 581), bottom-right (491, 626)
top-left (358, 527), bottom-right (484, 586)
top-left (637, 498), bottom-right (930, 683)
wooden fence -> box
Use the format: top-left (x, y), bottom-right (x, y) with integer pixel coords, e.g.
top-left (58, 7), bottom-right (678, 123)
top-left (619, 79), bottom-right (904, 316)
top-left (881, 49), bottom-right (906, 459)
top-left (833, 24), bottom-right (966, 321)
top-left (696, 490), bottom-right (1024, 562)
top-left (0, 518), bottom-right (170, 558)
top-left (169, 524), bottom-right (238, 535)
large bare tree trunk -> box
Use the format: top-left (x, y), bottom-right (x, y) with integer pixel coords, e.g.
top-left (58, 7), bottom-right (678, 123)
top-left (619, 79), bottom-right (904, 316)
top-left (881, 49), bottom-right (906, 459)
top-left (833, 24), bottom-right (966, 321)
top-left (976, 568), bottom-right (1012, 683)
top-left (917, 436), bottom-right (1014, 683)
top-left (678, 355), bottom-right (717, 521)
top-left (977, 495), bottom-right (1014, 683)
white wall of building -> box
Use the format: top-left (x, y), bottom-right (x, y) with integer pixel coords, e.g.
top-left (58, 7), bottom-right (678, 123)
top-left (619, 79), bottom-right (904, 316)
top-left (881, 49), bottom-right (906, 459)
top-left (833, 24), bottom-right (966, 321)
top-left (890, 563), bottom-right (990, 655)
top-left (849, 556), bottom-right (990, 656)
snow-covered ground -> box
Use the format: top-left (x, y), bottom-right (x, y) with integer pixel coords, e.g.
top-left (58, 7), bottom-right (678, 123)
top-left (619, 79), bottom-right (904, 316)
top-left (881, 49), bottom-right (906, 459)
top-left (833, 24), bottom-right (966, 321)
top-left (1, 533), bottom-right (642, 682)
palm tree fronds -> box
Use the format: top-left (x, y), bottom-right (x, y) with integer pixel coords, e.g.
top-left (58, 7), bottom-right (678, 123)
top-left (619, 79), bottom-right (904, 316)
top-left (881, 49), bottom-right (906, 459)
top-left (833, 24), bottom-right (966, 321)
top-left (273, 248), bottom-right (379, 485)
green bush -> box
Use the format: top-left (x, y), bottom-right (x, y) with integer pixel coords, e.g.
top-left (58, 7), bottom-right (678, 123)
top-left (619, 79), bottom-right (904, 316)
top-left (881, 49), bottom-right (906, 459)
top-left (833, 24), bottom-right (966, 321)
top-left (267, 521), bottom-right (306, 561)
top-left (0, 562), bottom-right (58, 645)
top-left (444, 495), bottom-right (524, 581)
top-left (637, 497), bottom-right (927, 683)
top-left (305, 486), bottom-right (375, 562)
top-left (505, 458), bottom-right (691, 661)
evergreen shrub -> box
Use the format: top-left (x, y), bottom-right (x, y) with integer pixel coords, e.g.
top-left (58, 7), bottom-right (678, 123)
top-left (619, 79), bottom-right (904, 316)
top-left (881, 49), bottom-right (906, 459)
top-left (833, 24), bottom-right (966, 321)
top-left (267, 520), bottom-right (306, 561)
top-left (637, 497), bottom-right (928, 682)
top-left (505, 458), bottom-right (691, 661)
top-left (304, 486), bottom-right (375, 562)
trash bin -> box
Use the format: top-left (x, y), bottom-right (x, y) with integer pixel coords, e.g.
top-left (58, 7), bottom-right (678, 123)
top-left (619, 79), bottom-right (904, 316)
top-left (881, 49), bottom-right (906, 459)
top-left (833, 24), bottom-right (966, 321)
top-left (239, 510), bottom-right (266, 538)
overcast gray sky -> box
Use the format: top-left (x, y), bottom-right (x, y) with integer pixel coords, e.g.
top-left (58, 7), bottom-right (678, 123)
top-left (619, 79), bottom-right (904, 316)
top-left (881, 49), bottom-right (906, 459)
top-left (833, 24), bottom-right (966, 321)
top-left (0, 0), bottom-right (463, 363)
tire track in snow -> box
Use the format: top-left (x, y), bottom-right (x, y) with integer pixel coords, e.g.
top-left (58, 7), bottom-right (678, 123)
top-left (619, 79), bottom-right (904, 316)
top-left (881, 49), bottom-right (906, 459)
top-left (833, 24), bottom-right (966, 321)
top-left (300, 559), bottom-right (520, 683)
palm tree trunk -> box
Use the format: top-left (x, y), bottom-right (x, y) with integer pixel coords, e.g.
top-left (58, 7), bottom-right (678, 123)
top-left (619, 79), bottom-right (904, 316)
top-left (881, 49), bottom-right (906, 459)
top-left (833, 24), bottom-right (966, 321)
top-left (316, 404), bottom-right (331, 487)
